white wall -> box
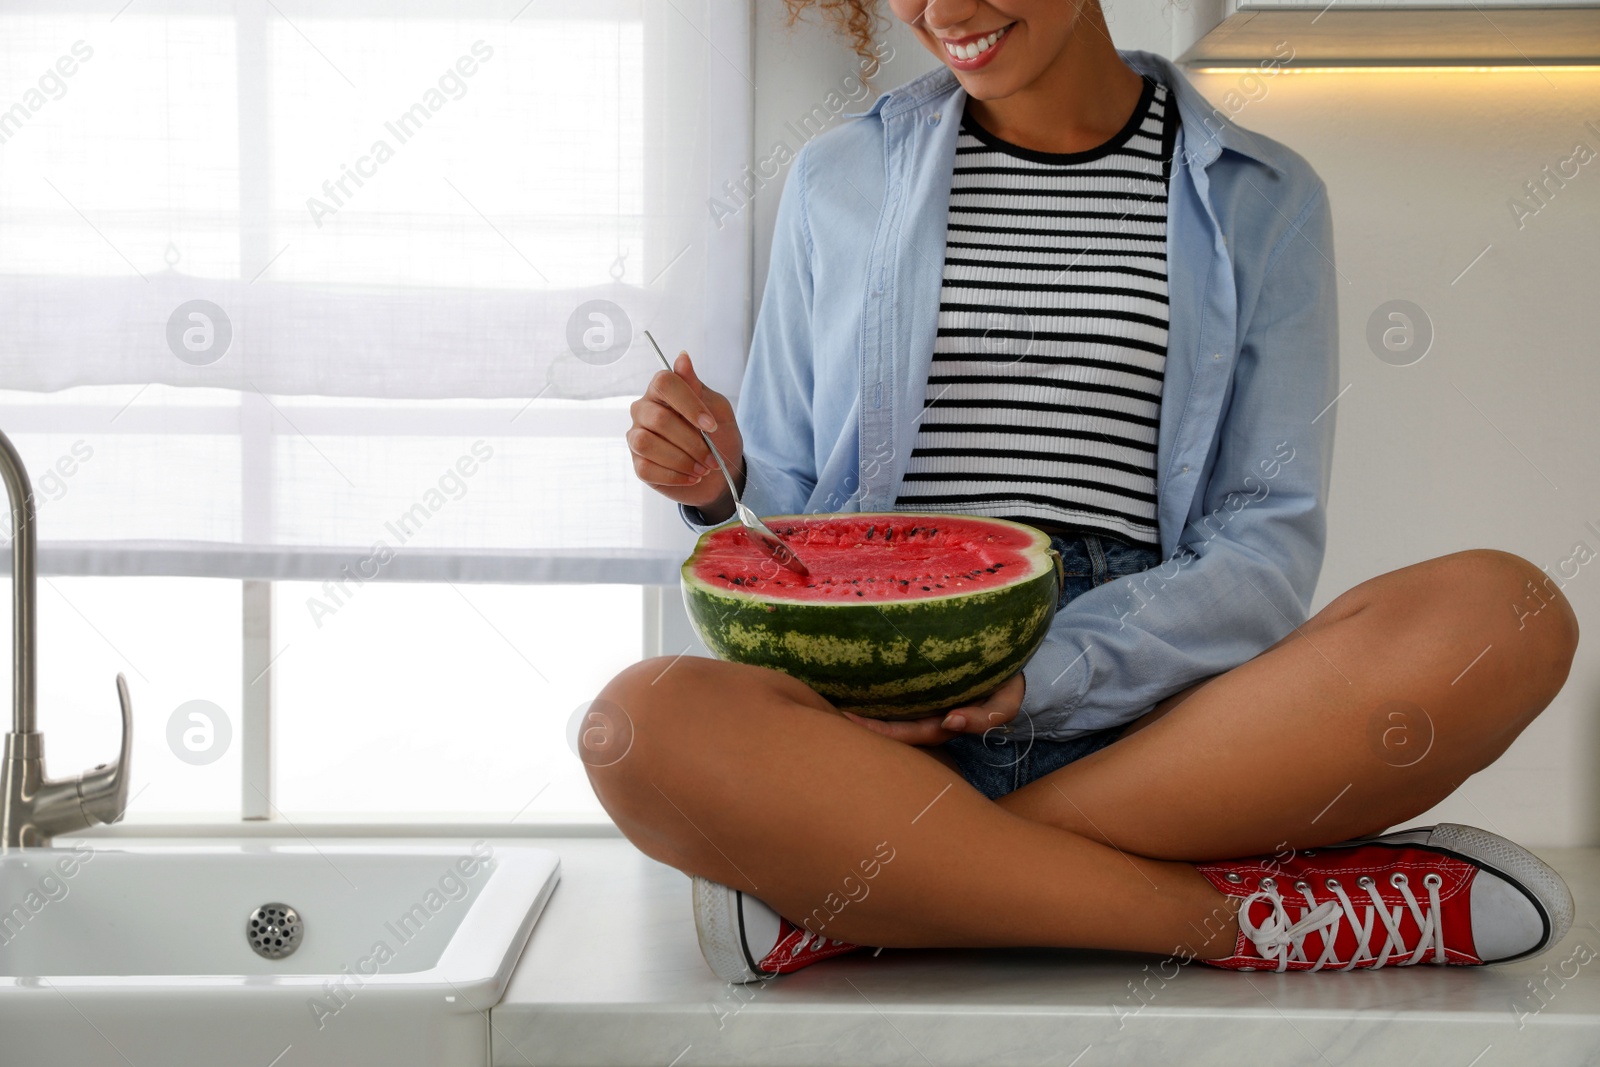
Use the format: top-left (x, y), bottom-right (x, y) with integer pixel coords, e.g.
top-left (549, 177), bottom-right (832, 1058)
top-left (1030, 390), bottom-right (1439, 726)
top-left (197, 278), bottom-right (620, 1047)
top-left (1212, 65), bottom-right (1600, 847)
top-left (666, 1), bottom-right (1600, 846)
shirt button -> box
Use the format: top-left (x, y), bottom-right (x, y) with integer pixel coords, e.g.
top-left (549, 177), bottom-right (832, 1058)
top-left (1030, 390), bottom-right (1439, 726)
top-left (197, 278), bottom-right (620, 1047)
top-left (1213, 352), bottom-right (1221, 360)
top-left (1182, 465), bottom-right (1190, 473)
top-left (928, 112), bottom-right (941, 126)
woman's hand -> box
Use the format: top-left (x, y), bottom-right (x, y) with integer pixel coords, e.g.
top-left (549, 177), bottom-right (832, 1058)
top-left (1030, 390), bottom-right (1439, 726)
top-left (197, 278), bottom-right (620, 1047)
top-left (627, 351), bottom-right (744, 518)
top-left (840, 672), bottom-right (1026, 746)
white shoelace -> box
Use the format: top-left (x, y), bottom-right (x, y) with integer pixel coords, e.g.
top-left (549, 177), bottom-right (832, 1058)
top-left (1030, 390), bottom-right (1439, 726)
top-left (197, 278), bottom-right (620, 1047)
top-left (1237, 871), bottom-right (1447, 972)
top-left (788, 929), bottom-right (845, 956)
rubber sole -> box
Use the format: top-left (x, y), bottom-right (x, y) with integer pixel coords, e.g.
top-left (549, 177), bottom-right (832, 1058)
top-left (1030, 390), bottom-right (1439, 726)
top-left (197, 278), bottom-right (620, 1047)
top-left (691, 874), bottom-right (764, 984)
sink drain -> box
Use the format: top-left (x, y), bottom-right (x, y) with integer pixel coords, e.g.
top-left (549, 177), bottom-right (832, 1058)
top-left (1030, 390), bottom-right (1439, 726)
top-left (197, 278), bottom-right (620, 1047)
top-left (247, 903), bottom-right (303, 960)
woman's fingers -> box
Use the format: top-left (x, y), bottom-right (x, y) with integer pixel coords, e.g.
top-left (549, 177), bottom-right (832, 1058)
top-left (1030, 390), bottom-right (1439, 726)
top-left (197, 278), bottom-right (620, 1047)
top-left (674, 351), bottom-right (707, 397)
top-left (648, 365), bottom-right (718, 433)
top-left (632, 455), bottom-right (705, 487)
top-left (936, 673), bottom-right (1025, 735)
top-left (937, 705), bottom-right (1009, 734)
top-left (630, 395), bottom-right (713, 469)
top-left (673, 353), bottom-right (740, 433)
top-left (626, 425), bottom-right (707, 480)
top-left (840, 711), bottom-right (955, 746)
top-left (838, 676), bottom-right (1024, 746)
top-left (626, 348), bottom-right (742, 509)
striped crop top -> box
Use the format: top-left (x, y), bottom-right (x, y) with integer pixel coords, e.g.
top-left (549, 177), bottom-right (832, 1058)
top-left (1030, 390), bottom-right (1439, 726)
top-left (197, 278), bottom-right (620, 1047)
top-left (893, 75), bottom-right (1180, 548)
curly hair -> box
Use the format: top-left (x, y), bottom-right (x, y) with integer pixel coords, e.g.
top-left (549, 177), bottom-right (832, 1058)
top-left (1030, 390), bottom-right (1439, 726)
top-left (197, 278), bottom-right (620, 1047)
top-left (782, 0), bottom-right (882, 63)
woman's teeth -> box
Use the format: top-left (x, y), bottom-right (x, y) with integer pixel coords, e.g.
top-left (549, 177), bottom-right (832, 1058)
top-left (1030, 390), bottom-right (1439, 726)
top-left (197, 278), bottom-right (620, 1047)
top-left (944, 26), bottom-right (1009, 61)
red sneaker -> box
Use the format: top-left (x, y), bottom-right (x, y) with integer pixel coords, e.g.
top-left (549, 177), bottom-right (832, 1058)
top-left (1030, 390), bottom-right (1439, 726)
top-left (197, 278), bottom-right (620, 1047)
top-left (692, 875), bottom-right (867, 983)
top-left (1195, 823), bottom-right (1573, 972)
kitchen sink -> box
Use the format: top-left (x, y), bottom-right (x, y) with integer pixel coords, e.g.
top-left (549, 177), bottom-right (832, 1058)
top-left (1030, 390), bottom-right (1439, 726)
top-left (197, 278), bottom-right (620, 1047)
top-left (0, 838), bottom-right (559, 1067)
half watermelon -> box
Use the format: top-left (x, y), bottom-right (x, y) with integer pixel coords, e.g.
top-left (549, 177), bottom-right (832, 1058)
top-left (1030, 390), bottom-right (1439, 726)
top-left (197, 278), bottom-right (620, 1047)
top-left (681, 512), bottom-right (1063, 719)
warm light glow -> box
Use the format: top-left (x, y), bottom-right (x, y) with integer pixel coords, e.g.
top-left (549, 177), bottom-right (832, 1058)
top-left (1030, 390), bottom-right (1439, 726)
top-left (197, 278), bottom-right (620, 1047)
top-left (1190, 64), bottom-right (1600, 74)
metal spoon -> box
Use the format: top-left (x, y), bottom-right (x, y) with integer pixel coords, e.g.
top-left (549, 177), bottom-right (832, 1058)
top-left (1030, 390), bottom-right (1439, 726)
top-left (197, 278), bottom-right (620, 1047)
top-left (643, 330), bottom-right (810, 578)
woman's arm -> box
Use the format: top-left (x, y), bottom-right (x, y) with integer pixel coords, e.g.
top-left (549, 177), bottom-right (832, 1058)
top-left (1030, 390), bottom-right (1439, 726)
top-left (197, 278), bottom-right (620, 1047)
top-left (1017, 182), bottom-right (1341, 738)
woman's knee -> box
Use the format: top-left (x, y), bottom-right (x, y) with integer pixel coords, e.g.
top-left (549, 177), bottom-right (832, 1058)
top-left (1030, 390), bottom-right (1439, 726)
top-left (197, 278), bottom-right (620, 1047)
top-left (1493, 549), bottom-right (1581, 674)
top-left (1346, 549), bottom-right (1575, 661)
top-left (579, 657), bottom-right (826, 837)
top-left (576, 657), bottom-right (693, 826)
top-left (581, 655), bottom-right (702, 785)
top-left (1379, 549), bottom-right (1579, 728)
top-left (1317, 549), bottom-right (1576, 752)
top-left (1435, 549), bottom-right (1578, 700)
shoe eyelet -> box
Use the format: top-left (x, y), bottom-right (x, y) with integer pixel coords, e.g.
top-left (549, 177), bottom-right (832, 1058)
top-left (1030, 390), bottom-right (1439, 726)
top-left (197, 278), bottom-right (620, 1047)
top-left (1391, 872), bottom-right (1409, 888)
top-left (1357, 876), bottom-right (1374, 889)
top-left (1260, 877), bottom-right (1276, 890)
top-left (1423, 873), bottom-right (1443, 889)
top-left (1303, 850), bottom-right (1316, 857)
top-left (1225, 872), bottom-right (1243, 883)
top-left (1239, 966), bottom-right (1257, 972)
top-left (1294, 880), bottom-right (1308, 892)
top-left (1324, 878), bottom-right (1341, 890)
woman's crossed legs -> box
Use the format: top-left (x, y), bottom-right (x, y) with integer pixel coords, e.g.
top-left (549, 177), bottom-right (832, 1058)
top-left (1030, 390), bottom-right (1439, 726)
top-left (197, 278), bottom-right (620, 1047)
top-left (584, 549), bottom-right (1578, 962)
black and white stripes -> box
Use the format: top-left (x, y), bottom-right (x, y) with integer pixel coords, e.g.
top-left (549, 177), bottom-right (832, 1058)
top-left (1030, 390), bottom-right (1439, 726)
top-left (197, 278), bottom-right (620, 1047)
top-left (894, 75), bottom-right (1179, 548)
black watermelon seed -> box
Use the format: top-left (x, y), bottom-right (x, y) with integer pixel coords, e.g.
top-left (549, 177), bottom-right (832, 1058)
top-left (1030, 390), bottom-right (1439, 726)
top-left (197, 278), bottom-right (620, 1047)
top-left (921, 586), bottom-right (930, 591)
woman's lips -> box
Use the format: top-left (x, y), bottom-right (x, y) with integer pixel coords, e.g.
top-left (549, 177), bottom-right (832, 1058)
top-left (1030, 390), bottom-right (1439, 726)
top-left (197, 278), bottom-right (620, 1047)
top-left (940, 23), bottom-right (1014, 71)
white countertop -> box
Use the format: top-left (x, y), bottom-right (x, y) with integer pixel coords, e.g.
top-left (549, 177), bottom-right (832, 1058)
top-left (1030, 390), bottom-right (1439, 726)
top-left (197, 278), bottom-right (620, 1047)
top-left (492, 839), bottom-right (1600, 1067)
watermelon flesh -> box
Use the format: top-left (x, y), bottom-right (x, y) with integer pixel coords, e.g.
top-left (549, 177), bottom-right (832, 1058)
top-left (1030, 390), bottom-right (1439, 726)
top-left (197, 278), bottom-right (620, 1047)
top-left (681, 513), bottom-right (1063, 719)
top-left (687, 516), bottom-right (1042, 603)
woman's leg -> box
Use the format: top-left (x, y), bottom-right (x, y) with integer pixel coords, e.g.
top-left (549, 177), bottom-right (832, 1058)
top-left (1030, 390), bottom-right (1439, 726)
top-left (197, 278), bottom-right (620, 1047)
top-left (584, 548), bottom-right (1576, 955)
top-left (999, 548), bottom-right (1579, 860)
top-left (584, 657), bottom-right (1239, 957)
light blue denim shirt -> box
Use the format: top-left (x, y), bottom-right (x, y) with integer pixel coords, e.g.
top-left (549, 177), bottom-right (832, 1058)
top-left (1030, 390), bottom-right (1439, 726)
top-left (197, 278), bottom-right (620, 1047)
top-left (684, 49), bottom-right (1340, 739)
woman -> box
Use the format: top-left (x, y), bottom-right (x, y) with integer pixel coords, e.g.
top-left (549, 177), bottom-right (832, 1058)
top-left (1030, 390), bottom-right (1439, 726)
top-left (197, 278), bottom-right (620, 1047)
top-left (594, 0), bottom-right (1580, 980)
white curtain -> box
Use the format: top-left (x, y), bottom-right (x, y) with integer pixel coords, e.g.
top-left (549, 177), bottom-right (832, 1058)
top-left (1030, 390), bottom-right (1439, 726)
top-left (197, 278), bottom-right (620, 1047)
top-left (0, 0), bottom-right (752, 584)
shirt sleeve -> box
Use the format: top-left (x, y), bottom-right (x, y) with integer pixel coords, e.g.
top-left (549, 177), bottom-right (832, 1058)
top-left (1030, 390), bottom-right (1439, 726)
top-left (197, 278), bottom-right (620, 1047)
top-left (680, 147), bottom-right (820, 535)
top-left (1016, 181), bottom-right (1340, 738)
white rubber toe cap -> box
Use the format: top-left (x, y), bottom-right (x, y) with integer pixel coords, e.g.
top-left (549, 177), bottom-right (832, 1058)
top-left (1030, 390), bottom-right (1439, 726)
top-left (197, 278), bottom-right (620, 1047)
top-left (1470, 868), bottom-right (1551, 962)
top-left (691, 875), bottom-right (782, 983)
top-left (1430, 823), bottom-right (1574, 963)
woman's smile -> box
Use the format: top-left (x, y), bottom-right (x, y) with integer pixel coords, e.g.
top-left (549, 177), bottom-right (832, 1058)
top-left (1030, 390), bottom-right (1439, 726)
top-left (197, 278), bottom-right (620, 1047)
top-left (938, 22), bottom-right (1015, 70)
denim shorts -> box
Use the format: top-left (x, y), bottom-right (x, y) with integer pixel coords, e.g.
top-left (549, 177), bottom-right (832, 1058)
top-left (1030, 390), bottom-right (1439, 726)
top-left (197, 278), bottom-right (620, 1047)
top-left (942, 528), bottom-right (1164, 801)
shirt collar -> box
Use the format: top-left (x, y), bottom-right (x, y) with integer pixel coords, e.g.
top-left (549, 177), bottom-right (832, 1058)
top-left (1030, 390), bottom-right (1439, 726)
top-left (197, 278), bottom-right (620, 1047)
top-left (847, 47), bottom-right (1287, 178)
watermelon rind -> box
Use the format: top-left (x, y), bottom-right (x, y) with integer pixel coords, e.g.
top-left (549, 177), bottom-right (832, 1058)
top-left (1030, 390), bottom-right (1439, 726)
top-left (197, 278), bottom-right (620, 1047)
top-left (680, 513), bottom-right (1062, 719)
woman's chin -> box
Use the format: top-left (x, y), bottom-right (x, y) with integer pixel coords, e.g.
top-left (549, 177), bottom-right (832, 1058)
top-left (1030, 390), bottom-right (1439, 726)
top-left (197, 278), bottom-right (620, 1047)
top-left (939, 48), bottom-right (1049, 101)
top-left (951, 69), bottom-right (1030, 102)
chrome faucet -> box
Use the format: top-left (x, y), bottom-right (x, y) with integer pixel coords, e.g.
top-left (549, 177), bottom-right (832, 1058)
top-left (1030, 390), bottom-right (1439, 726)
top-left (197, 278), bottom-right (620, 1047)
top-left (0, 426), bottom-right (132, 849)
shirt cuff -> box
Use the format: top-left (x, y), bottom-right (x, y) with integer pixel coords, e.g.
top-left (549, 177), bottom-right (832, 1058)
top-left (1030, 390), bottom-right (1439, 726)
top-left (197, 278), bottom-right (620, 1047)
top-left (679, 503), bottom-right (733, 535)
top-left (1017, 648), bottom-right (1094, 740)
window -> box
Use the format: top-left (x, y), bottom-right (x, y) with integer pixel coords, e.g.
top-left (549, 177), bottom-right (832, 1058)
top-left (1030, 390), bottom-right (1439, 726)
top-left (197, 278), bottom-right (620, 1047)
top-left (0, 1), bottom-right (751, 820)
